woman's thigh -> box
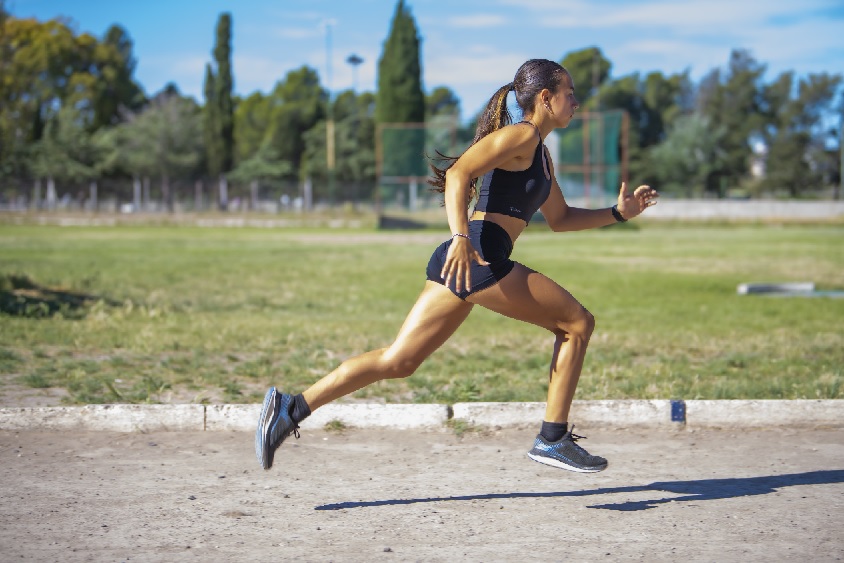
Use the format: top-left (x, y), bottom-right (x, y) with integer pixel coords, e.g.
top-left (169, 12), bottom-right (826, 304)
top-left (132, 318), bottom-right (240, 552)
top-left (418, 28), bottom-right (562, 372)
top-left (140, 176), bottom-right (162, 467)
top-left (466, 263), bottom-right (592, 334)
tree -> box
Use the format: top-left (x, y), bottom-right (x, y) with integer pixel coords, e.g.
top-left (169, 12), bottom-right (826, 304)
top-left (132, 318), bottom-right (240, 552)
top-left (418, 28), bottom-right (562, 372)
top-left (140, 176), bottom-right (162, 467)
top-left (760, 71), bottom-right (842, 196)
top-left (203, 13), bottom-right (234, 209)
top-left (376, 0), bottom-right (425, 178)
top-left (302, 90), bottom-right (377, 200)
top-left (376, 0), bottom-right (424, 123)
top-left (263, 66), bottom-right (326, 177)
top-left (214, 13), bottom-right (234, 175)
top-left (561, 47), bottom-right (611, 108)
top-left (426, 86), bottom-right (460, 119)
top-left (29, 106), bottom-right (99, 208)
top-left (697, 49), bottom-right (767, 195)
top-left (650, 114), bottom-right (727, 196)
top-left (90, 25), bottom-right (146, 129)
top-left (203, 64), bottom-right (220, 177)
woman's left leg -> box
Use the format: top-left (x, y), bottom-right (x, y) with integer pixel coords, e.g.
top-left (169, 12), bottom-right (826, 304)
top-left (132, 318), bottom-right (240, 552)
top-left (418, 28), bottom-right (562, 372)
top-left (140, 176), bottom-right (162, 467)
top-left (467, 263), bottom-right (594, 423)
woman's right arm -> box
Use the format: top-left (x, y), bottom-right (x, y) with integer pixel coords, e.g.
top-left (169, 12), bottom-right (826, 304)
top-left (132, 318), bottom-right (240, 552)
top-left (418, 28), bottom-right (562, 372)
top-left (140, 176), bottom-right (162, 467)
top-left (439, 125), bottom-right (538, 294)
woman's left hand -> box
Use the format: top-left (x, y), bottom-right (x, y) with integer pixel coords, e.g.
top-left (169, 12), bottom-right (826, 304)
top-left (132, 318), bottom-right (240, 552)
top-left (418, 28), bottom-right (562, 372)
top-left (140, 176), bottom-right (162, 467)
top-left (617, 182), bottom-right (659, 220)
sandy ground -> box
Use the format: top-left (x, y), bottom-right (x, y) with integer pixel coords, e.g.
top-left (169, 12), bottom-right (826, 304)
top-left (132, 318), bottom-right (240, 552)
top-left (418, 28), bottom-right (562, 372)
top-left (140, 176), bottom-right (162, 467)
top-left (1, 426), bottom-right (842, 562)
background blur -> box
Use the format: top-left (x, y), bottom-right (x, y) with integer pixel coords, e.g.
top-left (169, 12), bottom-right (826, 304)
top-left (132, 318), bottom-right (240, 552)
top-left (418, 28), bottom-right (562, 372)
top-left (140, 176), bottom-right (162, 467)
top-left (1, 0), bottom-right (843, 214)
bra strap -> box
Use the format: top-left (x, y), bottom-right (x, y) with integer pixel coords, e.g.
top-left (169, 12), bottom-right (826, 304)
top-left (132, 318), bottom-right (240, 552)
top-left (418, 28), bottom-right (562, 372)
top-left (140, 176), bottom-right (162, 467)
top-left (518, 120), bottom-right (542, 141)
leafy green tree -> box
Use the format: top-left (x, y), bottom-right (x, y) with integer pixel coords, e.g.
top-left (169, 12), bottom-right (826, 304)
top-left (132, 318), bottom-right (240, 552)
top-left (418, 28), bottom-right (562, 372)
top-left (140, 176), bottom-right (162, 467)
top-left (121, 88), bottom-right (203, 211)
top-left (302, 90), bottom-right (376, 200)
top-left (376, 0), bottom-right (425, 178)
top-left (29, 106), bottom-right (98, 193)
top-left (426, 86), bottom-right (460, 118)
top-left (264, 66), bottom-right (326, 177)
top-left (650, 114), bottom-right (727, 196)
top-left (697, 49), bottom-right (767, 195)
top-left (214, 13), bottom-right (234, 175)
top-left (90, 25), bottom-right (146, 128)
top-left (203, 64), bottom-right (220, 177)
top-left (233, 92), bottom-right (272, 165)
top-left (760, 71), bottom-right (842, 196)
top-left (376, 0), bottom-right (424, 123)
top-left (561, 47), bottom-right (611, 108)
top-left (590, 70), bottom-right (689, 187)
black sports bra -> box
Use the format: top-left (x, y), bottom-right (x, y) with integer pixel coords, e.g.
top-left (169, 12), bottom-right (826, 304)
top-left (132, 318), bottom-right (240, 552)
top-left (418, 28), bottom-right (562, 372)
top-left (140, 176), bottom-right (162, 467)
top-left (474, 122), bottom-right (552, 223)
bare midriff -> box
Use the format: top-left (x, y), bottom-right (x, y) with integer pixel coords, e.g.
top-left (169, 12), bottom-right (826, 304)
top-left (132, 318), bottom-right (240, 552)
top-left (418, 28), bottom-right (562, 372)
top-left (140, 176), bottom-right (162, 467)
top-left (469, 210), bottom-right (526, 244)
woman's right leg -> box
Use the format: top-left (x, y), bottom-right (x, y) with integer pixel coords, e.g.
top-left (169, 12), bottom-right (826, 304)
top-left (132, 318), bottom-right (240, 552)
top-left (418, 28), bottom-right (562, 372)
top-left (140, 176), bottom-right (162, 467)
top-left (302, 281), bottom-right (473, 410)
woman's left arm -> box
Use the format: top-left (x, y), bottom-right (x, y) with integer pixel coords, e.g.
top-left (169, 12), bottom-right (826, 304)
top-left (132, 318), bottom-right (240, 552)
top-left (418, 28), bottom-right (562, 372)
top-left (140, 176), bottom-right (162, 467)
top-left (540, 149), bottom-right (659, 232)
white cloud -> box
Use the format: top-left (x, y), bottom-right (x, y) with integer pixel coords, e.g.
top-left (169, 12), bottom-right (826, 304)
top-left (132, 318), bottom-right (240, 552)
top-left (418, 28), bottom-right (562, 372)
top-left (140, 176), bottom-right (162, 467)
top-left (446, 14), bottom-right (508, 28)
top-left (274, 26), bottom-right (322, 40)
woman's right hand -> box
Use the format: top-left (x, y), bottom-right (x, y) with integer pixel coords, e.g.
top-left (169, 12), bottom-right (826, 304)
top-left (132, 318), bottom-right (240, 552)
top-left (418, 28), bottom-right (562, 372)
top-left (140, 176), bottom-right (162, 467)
top-left (440, 236), bottom-right (490, 295)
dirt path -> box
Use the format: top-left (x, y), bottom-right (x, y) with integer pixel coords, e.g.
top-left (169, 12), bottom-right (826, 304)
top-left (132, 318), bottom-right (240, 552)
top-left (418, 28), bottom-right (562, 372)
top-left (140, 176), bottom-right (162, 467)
top-left (1, 426), bottom-right (842, 562)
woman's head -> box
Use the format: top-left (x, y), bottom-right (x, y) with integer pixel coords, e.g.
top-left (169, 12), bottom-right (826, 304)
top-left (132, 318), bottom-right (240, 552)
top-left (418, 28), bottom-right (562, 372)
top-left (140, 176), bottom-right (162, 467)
top-left (474, 59), bottom-right (572, 143)
top-left (512, 59), bottom-right (572, 119)
top-left (428, 58), bottom-right (574, 196)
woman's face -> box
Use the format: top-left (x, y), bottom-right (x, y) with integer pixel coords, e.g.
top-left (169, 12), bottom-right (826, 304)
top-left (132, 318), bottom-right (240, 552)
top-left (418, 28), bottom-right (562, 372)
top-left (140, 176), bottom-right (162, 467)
top-left (546, 73), bottom-right (579, 128)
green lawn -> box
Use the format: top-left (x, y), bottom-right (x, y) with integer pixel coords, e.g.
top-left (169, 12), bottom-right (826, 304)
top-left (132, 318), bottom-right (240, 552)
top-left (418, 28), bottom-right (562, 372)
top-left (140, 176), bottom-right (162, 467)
top-left (1, 218), bottom-right (842, 405)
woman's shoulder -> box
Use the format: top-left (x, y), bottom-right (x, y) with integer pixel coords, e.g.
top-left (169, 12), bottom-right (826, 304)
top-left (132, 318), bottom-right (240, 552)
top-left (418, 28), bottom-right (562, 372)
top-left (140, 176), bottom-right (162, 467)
top-left (487, 122), bottom-right (541, 149)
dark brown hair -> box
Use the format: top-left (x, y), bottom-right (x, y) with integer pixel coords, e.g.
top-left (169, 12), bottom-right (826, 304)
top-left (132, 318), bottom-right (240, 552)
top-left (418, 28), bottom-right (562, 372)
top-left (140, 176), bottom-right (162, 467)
top-left (428, 59), bottom-right (569, 199)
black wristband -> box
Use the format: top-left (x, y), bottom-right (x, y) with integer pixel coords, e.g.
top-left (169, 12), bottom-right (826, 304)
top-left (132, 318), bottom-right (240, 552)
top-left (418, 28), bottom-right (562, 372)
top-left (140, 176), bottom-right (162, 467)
top-left (611, 204), bottom-right (627, 223)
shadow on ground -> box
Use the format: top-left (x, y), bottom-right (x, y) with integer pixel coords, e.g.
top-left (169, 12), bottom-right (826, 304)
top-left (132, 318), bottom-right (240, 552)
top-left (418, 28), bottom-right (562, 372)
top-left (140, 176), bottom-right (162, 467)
top-left (0, 273), bottom-right (119, 318)
top-left (315, 469), bottom-right (844, 512)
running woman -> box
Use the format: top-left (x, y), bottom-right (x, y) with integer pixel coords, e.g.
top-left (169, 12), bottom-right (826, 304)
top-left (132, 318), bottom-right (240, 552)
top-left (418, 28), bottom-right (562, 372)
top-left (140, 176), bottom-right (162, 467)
top-left (256, 59), bottom-right (659, 473)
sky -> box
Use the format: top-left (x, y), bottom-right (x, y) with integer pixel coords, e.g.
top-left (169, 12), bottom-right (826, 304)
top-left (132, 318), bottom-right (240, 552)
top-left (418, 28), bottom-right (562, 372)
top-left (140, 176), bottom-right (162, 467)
top-left (7, 0), bottom-right (844, 121)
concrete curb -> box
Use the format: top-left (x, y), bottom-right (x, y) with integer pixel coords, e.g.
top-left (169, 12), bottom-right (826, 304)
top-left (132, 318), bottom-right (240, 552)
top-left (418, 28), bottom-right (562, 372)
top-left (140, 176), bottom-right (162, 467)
top-left (0, 400), bottom-right (841, 432)
top-left (204, 403), bottom-right (449, 432)
top-left (452, 400), bottom-right (675, 428)
top-left (0, 404), bottom-right (204, 432)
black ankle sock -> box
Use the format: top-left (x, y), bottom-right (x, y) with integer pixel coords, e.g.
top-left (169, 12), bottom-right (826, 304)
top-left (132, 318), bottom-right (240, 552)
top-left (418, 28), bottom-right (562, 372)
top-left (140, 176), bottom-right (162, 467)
top-left (289, 393), bottom-right (311, 424)
top-left (540, 421), bottom-right (568, 442)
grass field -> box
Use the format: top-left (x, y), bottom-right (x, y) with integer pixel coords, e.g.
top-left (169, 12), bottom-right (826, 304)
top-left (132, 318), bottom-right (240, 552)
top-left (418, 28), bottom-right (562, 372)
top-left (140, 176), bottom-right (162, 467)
top-left (1, 216), bottom-right (842, 406)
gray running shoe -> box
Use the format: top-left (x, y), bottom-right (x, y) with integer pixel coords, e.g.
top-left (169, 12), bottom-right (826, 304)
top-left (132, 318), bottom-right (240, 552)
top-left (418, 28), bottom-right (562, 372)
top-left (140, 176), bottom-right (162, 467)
top-left (255, 387), bottom-right (300, 470)
top-left (527, 426), bottom-right (608, 472)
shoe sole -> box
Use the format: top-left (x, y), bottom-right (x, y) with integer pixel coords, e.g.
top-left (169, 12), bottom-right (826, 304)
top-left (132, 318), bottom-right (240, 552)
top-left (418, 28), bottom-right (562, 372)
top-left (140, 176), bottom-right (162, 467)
top-left (256, 387), bottom-right (278, 470)
top-left (526, 451), bottom-right (607, 473)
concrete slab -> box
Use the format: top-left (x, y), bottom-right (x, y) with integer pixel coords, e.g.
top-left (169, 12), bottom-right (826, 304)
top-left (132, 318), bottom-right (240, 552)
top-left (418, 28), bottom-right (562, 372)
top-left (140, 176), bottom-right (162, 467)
top-left (686, 400), bottom-right (844, 428)
top-left (452, 400), bottom-right (675, 428)
top-left (0, 404), bottom-right (204, 432)
top-left (204, 403), bottom-right (449, 432)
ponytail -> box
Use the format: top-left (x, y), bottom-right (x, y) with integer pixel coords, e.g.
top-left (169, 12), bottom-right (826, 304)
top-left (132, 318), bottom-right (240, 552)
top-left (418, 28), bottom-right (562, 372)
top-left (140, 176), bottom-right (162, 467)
top-left (428, 82), bottom-right (514, 199)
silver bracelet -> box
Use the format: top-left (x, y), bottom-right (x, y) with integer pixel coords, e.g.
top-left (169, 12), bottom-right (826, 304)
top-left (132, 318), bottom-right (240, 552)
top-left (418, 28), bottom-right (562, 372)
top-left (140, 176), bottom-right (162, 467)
top-left (451, 233), bottom-right (470, 241)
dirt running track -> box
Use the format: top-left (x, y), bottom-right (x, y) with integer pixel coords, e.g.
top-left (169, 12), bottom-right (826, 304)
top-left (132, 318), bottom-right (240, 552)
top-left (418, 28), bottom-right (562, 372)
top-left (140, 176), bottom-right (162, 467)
top-left (1, 426), bottom-right (842, 562)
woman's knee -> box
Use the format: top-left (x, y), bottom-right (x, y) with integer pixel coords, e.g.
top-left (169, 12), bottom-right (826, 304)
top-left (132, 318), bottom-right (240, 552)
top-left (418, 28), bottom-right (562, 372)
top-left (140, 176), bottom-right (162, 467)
top-left (378, 351), bottom-right (424, 379)
top-left (555, 307), bottom-right (595, 340)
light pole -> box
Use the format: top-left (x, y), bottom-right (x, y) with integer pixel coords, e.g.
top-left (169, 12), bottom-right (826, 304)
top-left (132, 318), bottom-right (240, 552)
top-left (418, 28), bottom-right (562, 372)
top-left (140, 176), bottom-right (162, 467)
top-left (346, 53), bottom-right (363, 92)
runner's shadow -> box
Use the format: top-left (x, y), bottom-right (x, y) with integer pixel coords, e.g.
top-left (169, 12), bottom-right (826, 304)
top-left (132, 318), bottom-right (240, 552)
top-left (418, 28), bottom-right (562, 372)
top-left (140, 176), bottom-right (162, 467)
top-left (314, 470), bottom-right (844, 512)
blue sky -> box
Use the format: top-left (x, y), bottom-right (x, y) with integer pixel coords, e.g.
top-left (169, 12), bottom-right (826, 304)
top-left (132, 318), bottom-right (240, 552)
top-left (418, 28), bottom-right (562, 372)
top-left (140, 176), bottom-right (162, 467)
top-left (8, 0), bottom-right (844, 121)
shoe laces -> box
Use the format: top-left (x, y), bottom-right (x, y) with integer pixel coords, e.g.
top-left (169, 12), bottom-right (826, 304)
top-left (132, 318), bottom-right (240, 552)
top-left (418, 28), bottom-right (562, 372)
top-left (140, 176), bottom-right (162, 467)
top-left (566, 425), bottom-right (590, 453)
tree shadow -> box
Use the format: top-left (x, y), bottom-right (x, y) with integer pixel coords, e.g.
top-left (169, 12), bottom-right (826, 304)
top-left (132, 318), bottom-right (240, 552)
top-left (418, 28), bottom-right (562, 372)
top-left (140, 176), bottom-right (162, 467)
top-left (314, 470), bottom-right (844, 512)
top-left (0, 273), bottom-right (119, 318)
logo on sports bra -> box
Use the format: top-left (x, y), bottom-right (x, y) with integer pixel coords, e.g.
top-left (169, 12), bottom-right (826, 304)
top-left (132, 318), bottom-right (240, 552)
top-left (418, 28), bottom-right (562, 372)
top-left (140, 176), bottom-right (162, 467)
top-left (510, 206), bottom-right (522, 214)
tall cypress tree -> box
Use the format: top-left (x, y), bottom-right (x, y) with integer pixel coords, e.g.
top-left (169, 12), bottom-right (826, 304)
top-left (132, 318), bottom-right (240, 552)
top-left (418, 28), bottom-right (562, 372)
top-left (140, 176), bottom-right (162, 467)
top-left (213, 13), bottom-right (234, 175)
top-left (376, 1), bottom-right (425, 177)
top-left (203, 64), bottom-right (220, 178)
top-left (376, 1), bottom-right (424, 123)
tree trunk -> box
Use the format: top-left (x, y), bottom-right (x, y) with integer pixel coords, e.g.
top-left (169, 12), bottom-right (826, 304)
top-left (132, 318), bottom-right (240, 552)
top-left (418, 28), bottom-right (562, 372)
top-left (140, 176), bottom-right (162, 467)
top-left (195, 179), bottom-right (203, 211)
top-left (218, 175), bottom-right (228, 211)
top-left (46, 177), bottom-right (57, 210)
top-left (89, 181), bottom-right (98, 213)
top-left (250, 180), bottom-right (258, 211)
top-left (143, 177), bottom-right (151, 211)
top-left (133, 176), bottom-right (142, 212)
top-left (32, 179), bottom-right (42, 210)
